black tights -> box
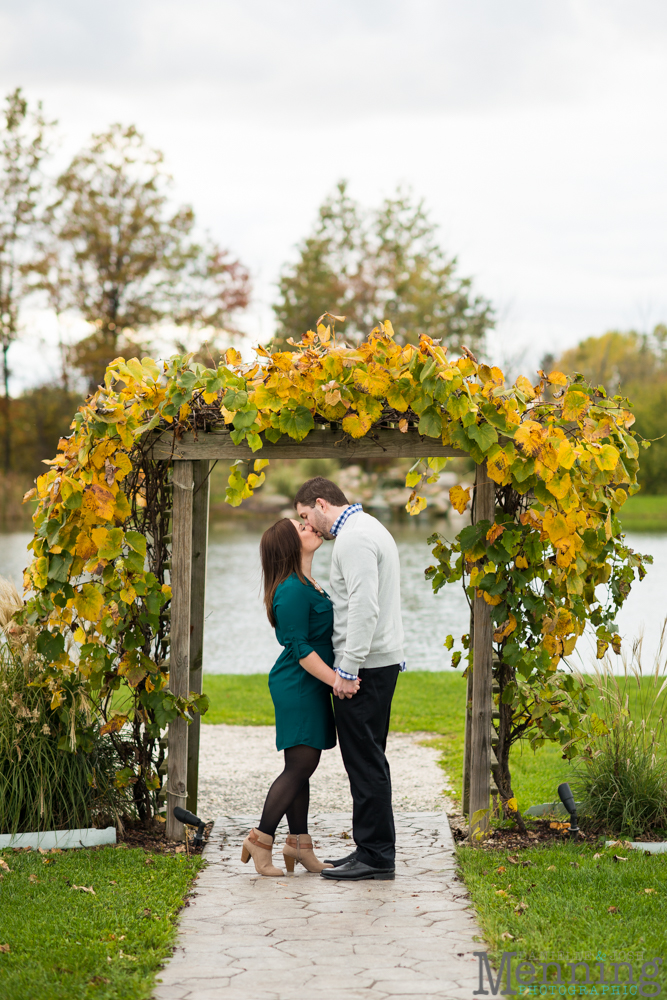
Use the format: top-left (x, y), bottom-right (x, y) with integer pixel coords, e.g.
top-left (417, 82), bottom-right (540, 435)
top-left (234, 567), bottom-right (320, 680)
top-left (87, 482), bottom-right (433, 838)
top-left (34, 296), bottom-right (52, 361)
top-left (257, 744), bottom-right (321, 839)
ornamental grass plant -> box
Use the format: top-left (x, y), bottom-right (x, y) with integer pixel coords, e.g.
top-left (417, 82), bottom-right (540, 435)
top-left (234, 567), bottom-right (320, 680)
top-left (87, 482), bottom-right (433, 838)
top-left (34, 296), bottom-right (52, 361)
top-left (573, 627), bottom-right (667, 839)
top-left (0, 579), bottom-right (125, 836)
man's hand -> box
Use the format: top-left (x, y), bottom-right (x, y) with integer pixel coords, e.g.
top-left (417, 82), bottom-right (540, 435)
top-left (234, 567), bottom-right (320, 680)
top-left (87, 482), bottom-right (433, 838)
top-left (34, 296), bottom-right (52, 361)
top-left (333, 674), bottom-right (360, 700)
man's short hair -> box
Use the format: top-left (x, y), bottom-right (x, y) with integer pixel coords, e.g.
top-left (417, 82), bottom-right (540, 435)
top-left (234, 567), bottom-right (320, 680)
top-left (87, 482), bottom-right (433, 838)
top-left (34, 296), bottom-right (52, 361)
top-left (294, 477), bottom-right (349, 509)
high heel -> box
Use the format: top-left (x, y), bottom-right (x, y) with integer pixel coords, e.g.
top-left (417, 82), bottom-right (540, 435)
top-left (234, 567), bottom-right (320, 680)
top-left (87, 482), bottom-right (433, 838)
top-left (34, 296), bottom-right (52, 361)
top-left (283, 834), bottom-right (333, 873)
top-left (241, 828), bottom-right (283, 877)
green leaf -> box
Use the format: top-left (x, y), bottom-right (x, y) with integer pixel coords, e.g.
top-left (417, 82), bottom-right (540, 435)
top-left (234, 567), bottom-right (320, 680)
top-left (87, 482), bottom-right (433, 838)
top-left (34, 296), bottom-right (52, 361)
top-left (446, 394), bottom-right (469, 419)
top-left (418, 406), bottom-right (443, 438)
top-left (279, 406), bottom-right (315, 441)
top-left (232, 406), bottom-right (259, 430)
top-left (125, 530), bottom-right (147, 557)
top-left (222, 388), bottom-right (248, 410)
top-left (467, 422), bottom-right (498, 452)
top-left (47, 552), bottom-right (73, 583)
top-left (36, 629), bottom-right (65, 662)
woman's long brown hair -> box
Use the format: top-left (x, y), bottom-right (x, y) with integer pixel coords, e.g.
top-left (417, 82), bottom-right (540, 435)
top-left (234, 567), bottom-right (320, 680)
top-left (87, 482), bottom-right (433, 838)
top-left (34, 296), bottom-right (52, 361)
top-left (260, 519), bottom-right (304, 627)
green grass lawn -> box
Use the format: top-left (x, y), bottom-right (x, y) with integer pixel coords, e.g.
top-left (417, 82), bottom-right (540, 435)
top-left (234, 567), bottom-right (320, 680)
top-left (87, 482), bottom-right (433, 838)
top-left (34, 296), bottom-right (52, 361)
top-left (457, 840), bottom-right (667, 992)
top-left (0, 845), bottom-right (203, 1000)
top-left (619, 493), bottom-right (667, 532)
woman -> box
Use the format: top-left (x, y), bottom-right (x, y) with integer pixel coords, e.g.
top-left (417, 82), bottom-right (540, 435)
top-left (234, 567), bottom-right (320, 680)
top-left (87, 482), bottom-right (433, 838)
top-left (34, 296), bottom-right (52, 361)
top-left (241, 518), bottom-right (359, 877)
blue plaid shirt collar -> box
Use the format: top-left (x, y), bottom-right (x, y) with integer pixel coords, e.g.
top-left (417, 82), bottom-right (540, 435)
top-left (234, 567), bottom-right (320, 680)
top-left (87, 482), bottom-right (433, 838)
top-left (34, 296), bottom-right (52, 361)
top-left (330, 503), bottom-right (363, 537)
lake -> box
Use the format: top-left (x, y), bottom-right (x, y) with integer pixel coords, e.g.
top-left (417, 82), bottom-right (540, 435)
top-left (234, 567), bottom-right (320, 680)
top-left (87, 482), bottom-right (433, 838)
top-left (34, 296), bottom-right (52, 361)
top-left (1, 522), bottom-right (665, 674)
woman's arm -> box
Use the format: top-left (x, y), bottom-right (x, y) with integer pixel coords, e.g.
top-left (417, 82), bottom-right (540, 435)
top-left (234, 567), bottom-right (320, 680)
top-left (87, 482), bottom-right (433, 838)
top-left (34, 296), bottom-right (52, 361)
top-left (299, 651), bottom-right (360, 691)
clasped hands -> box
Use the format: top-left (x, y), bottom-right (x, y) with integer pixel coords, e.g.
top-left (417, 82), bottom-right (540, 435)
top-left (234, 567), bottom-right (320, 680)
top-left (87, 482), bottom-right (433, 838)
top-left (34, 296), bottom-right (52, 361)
top-left (333, 673), bottom-right (361, 700)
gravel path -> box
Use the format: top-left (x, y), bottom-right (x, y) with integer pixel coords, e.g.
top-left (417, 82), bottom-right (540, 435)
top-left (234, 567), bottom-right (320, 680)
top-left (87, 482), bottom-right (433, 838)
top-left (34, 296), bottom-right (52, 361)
top-left (197, 724), bottom-right (453, 821)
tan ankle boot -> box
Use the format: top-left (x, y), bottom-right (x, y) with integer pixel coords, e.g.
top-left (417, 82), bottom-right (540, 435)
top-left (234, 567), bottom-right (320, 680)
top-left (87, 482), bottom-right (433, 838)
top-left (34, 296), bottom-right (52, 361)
top-left (241, 829), bottom-right (283, 877)
top-left (283, 834), bottom-right (333, 873)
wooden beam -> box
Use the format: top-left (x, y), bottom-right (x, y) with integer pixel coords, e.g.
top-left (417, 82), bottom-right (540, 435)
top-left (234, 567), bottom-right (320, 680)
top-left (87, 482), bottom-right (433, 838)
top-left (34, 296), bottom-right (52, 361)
top-left (166, 460), bottom-right (193, 842)
top-left (186, 460), bottom-right (210, 818)
top-left (148, 427), bottom-right (465, 461)
top-left (468, 460), bottom-right (495, 844)
top-left (461, 608), bottom-right (474, 816)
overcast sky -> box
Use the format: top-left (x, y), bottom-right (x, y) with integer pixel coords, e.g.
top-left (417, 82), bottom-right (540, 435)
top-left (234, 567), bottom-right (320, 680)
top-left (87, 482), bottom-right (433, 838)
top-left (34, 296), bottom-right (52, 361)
top-left (1, 0), bottom-right (666, 389)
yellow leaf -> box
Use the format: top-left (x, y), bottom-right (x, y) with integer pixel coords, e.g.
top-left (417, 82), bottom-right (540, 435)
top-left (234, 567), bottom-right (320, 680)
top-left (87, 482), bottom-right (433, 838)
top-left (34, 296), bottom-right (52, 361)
top-left (449, 485), bottom-right (471, 513)
top-left (33, 556), bottom-right (48, 589)
top-left (546, 472), bottom-right (571, 499)
top-left (493, 613), bottom-right (517, 642)
top-left (225, 348), bottom-right (243, 366)
top-left (120, 586), bottom-right (137, 605)
top-left (562, 389), bottom-right (590, 421)
top-left (548, 370), bottom-right (568, 386)
top-left (557, 439), bottom-right (576, 469)
top-left (486, 523), bottom-right (505, 544)
top-left (202, 390), bottom-right (218, 404)
top-left (405, 494), bottom-right (427, 516)
top-left (85, 484), bottom-right (116, 521)
top-left (515, 375), bottom-right (536, 400)
top-left (487, 449), bottom-right (511, 484)
top-left (506, 797), bottom-right (518, 812)
top-left (353, 363), bottom-right (391, 397)
top-left (91, 526), bottom-right (123, 560)
top-left (515, 420), bottom-right (544, 456)
top-left (74, 583), bottom-right (104, 622)
top-left (481, 591), bottom-right (503, 606)
top-left (100, 714), bottom-right (128, 736)
top-left (342, 412), bottom-right (374, 438)
top-left (50, 689), bottom-right (64, 710)
top-left (385, 383), bottom-right (411, 412)
top-left (594, 444), bottom-right (620, 472)
top-left (270, 351), bottom-right (295, 372)
top-left (562, 634), bottom-right (577, 655)
top-left (398, 418), bottom-right (409, 433)
top-left (515, 554), bottom-right (529, 569)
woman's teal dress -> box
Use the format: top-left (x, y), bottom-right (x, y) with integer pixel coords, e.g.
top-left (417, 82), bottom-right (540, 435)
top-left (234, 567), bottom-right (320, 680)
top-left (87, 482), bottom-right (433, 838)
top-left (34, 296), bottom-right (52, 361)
top-left (268, 573), bottom-right (336, 751)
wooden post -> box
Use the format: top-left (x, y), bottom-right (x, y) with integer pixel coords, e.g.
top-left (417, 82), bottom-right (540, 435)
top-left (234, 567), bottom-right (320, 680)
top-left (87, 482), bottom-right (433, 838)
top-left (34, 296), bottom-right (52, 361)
top-left (468, 460), bottom-right (494, 843)
top-left (461, 608), bottom-right (474, 816)
top-left (166, 460), bottom-right (194, 842)
top-left (186, 460), bottom-right (210, 817)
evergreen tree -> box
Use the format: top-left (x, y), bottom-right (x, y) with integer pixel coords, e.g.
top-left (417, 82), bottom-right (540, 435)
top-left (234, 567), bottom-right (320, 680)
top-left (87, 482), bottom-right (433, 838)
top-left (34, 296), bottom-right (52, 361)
top-left (273, 181), bottom-right (493, 351)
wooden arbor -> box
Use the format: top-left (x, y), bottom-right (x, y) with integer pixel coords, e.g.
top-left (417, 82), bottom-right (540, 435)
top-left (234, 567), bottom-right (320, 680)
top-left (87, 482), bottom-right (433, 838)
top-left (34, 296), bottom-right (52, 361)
top-left (151, 426), bottom-right (495, 843)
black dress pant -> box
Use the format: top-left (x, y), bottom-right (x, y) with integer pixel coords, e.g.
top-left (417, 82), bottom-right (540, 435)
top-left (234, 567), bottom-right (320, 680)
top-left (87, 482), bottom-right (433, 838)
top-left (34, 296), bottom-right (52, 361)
top-left (333, 664), bottom-right (400, 869)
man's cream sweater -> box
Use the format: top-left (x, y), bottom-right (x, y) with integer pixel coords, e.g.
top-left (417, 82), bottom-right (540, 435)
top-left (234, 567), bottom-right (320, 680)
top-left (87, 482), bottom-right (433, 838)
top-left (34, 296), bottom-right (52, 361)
top-left (329, 510), bottom-right (405, 676)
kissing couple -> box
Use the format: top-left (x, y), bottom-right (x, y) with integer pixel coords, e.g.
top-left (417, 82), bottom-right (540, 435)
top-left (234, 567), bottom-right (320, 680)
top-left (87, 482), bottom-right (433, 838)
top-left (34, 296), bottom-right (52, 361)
top-left (241, 476), bottom-right (405, 881)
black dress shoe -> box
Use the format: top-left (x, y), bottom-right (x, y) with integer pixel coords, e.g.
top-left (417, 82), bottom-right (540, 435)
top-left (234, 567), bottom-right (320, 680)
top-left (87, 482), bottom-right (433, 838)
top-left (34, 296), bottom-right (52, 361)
top-left (323, 849), bottom-right (358, 868)
top-left (320, 859), bottom-right (395, 881)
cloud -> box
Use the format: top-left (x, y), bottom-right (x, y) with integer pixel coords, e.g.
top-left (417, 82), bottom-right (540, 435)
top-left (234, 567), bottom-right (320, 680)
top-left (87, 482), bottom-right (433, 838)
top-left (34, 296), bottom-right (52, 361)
top-left (2, 0), bottom-right (657, 121)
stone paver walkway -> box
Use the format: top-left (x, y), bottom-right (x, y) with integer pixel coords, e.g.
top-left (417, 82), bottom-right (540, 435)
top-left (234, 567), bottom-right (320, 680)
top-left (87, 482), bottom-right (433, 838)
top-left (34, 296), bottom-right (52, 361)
top-left (153, 813), bottom-right (484, 1000)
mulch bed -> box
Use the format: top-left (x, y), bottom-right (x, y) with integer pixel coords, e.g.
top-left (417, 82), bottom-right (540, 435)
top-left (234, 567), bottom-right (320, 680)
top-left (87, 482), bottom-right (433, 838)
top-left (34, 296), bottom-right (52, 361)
top-left (117, 820), bottom-right (214, 856)
top-left (448, 814), bottom-right (601, 849)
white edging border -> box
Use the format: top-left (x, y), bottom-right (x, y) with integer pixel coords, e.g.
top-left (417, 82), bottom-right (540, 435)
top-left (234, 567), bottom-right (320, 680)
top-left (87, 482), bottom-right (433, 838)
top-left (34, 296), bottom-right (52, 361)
top-left (0, 827), bottom-right (116, 850)
top-left (605, 840), bottom-right (667, 854)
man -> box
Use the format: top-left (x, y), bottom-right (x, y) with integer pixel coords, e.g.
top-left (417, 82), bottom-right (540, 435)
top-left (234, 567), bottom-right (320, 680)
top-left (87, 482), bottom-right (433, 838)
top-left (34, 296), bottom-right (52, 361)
top-left (294, 476), bottom-right (404, 881)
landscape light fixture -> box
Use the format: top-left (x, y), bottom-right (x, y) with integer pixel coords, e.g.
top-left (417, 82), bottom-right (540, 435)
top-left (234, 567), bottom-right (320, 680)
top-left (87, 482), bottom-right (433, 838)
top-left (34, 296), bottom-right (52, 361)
top-left (557, 782), bottom-right (580, 840)
top-left (173, 806), bottom-right (206, 847)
